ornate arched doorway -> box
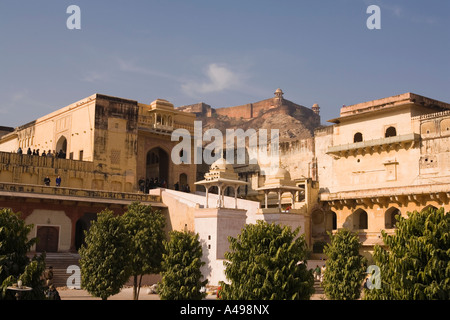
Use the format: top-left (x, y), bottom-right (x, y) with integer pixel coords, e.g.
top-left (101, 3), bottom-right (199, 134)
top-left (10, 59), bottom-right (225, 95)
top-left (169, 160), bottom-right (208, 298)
top-left (146, 147), bottom-right (169, 186)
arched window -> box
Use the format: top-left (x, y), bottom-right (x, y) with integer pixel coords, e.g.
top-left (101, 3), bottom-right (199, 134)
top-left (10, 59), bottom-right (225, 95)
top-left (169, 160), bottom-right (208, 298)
top-left (421, 205), bottom-right (438, 213)
top-left (326, 211), bottom-right (337, 230)
top-left (353, 208), bottom-right (368, 230)
top-left (385, 126), bottom-right (397, 137)
top-left (385, 207), bottom-right (400, 229)
top-left (353, 132), bottom-right (363, 143)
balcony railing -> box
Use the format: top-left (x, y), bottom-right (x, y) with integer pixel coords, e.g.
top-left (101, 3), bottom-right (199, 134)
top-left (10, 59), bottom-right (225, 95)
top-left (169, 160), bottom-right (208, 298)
top-left (138, 115), bottom-right (174, 133)
top-left (0, 182), bottom-right (161, 204)
top-left (327, 133), bottom-right (420, 157)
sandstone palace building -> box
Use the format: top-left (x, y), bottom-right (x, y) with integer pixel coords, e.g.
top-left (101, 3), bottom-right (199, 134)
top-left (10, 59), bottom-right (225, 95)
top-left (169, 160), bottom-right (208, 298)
top-left (0, 89), bottom-right (449, 284)
top-left (0, 94), bottom-right (196, 252)
top-left (315, 93), bottom-right (450, 250)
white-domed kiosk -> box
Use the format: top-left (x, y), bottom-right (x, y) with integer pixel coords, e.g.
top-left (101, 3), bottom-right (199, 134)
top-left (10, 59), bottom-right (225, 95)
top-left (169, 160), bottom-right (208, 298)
top-left (195, 157), bottom-right (248, 209)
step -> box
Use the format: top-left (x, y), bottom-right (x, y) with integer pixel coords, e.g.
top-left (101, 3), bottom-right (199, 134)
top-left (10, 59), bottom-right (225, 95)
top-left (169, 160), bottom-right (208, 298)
top-left (45, 254), bottom-right (80, 288)
top-left (313, 280), bottom-right (324, 294)
top-left (27, 252), bottom-right (81, 288)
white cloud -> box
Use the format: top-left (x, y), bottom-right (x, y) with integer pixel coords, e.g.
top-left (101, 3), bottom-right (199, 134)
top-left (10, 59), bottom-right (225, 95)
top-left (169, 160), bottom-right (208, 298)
top-left (114, 57), bottom-right (257, 100)
top-left (181, 63), bottom-right (242, 96)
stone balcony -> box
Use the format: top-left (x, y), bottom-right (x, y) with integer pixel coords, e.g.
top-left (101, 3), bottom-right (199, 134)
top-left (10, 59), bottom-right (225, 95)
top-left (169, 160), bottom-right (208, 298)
top-left (327, 133), bottom-right (420, 157)
top-left (138, 115), bottom-right (174, 134)
top-left (321, 182), bottom-right (450, 207)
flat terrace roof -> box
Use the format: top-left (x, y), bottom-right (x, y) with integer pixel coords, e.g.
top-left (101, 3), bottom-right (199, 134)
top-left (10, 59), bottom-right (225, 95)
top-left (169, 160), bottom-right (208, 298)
top-left (328, 92), bottom-right (450, 124)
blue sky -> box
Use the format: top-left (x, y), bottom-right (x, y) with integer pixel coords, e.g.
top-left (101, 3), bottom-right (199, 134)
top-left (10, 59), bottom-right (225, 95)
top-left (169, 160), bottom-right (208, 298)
top-left (1, 0), bottom-right (449, 127)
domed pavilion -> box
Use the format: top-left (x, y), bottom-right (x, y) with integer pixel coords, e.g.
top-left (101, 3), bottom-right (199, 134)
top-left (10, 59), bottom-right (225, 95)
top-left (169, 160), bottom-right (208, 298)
top-left (194, 157), bottom-right (248, 208)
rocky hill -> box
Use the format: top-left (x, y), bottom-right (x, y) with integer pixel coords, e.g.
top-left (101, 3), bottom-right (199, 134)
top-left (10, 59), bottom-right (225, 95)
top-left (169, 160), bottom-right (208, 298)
top-left (178, 89), bottom-right (321, 144)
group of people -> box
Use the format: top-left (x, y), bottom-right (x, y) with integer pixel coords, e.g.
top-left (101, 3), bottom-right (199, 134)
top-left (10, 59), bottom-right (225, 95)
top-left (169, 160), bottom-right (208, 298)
top-left (42, 266), bottom-right (61, 300)
top-left (314, 263), bottom-right (326, 283)
top-left (17, 147), bottom-right (67, 159)
top-left (138, 177), bottom-right (167, 193)
top-left (138, 177), bottom-right (192, 194)
top-left (44, 175), bottom-right (62, 187)
top-left (174, 181), bottom-right (190, 193)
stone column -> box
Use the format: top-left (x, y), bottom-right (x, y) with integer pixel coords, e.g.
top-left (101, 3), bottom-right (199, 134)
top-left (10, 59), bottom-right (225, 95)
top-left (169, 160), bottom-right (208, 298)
top-left (234, 185), bottom-right (238, 209)
top-left (278, 189), bottom-right (281, 212)
top-left (217, 184), bottom-right (222, 208)
top-left (264, 190), bottom-right (269, 209)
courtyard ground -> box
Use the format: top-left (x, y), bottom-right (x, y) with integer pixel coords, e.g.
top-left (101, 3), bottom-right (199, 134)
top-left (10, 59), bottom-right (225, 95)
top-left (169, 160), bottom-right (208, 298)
top-left (57, 285), bottom-right (326, 300)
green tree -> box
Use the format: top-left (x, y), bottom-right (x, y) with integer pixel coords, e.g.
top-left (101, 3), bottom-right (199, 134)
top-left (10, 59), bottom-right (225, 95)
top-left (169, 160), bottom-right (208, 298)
top-left (79, 209), bottom-right (132, 300)
top-left (122, 202), bottom-right (166, 300)
top-left (365, 207), bottom-right (450, 300)
top-left (17, 254), bottom-right (47, 300)
top-left (0, 208), bottom-right (46, 300)
top-left (159, 231), bottom-right (207, 300)
top-left (322, 228), bottom-right (367, 300)
top-left (219, 220), bottom-right (314, 300)
top-left (0, 209), bottom-right (36, 283)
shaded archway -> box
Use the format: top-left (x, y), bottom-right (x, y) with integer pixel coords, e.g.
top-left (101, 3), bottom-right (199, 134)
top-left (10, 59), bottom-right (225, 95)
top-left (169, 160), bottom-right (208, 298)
top-left (56, 136), bottom-right (67, 158)
top-left (75, 213), bottom-right (97, 251)
top-left (353, 208), bottom-right (368, 230)
top-left (146, 147), bottom-right (169, 186)
top-left (326, 211), bottom-right (337, 231)
top-left (385, 207), bottom-right (400, 229)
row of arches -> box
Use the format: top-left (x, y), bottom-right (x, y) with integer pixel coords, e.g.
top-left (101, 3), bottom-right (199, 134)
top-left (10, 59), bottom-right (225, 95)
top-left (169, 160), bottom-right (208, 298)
top-left (313, 205), bottom-right (440, 237)
top-left (345, 205), bottom-right (438, 230)
top-left (154, 114), bottom-right (173, 127)
top-left (353, 126), bottom-right (397, 143)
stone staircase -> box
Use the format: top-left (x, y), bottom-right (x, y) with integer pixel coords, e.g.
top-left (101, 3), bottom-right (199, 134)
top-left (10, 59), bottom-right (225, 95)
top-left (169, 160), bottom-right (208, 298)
top-left (313, 280), bottom-right (324, 295)
top-left (29, 252), bottom-right (80, 288)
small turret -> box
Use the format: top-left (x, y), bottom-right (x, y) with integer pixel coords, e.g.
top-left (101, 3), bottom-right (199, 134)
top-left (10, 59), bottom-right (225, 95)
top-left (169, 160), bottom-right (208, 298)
top-left (312, 103), bottom-right (320, 116)
top-left (274, 88), bottom-right (284, 99)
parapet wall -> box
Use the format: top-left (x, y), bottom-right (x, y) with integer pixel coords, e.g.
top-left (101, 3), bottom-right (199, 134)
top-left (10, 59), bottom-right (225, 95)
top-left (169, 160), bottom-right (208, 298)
top-left (0, 151), bottom-right (136, 192)
top-left (215, 103), bottom-right (254, 119)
